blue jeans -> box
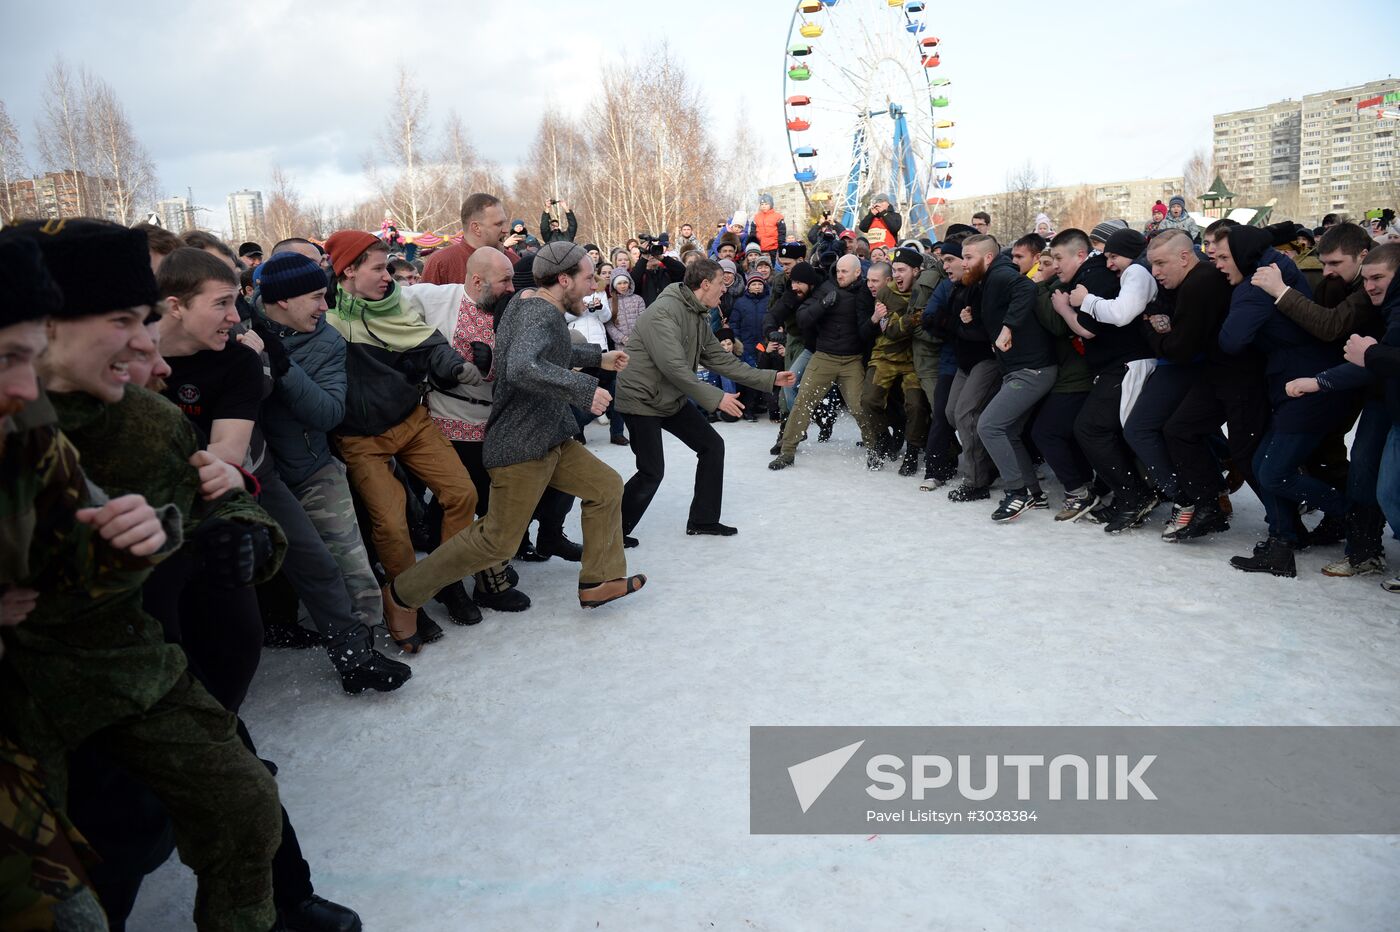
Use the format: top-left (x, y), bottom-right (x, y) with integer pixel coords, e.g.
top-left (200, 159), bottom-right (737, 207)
top-left (783, 347), bottom-right (813, 411)
top-left (1379, 424), bottom-right (1400, 542)
top-left (1253, 429), bottom-right (1347, 543)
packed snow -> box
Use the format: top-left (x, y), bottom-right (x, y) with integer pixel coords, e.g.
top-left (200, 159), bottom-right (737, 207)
top-left (132, 414), bottom-right (1400, 930)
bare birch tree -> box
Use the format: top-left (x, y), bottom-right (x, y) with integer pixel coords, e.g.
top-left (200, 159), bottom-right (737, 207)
top-left (0, 100), bottom-right (28, 220)
top-left (83, 74), bottom-right (157, 224)
top-left (262, 166), bottom-right (308, 243)
top-left (1182, 148), bottom-right (1214, 207)
top-left (35, 58), bottom-right (91, 216)
top-left (367, 67), bottom-right (449, 233)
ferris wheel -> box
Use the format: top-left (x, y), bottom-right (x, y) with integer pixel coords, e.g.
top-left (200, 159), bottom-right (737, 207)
top-left (783, 0), bottom-right (954, 239)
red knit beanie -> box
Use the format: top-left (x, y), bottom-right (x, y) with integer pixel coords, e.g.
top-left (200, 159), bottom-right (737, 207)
top-left (1152, 201), bottom-right (1167, 217)
top-left (324, 230), bottom-right (382, 277)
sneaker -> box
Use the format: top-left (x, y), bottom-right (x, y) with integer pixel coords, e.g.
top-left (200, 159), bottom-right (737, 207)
top-left (918, 474), bottom-right (945, 492)
top-left (1028, 490), bottom-right (1049, 509)
top-left (686, 521), bottom-right (738, 536)
top-left (1230, 536), bottom-right (1297, 578)
top-left (1174, 499), bottom-right (1230, 540)
top-left (1054, 489), bottom-right (1099, 522)
top-left (596, 414), bottom-right (609, 426)
top-left (1103, 495), bottom-right (1160, 534)
top-left (1321, 555), bottom-right (1387, 578)
top-left (340, 650), bottom-right (412, 695)
top-left (898, 450), bottom-right (920, 477)
top-left (991, 488), bottom-right (1033, 522)
top-left (768, 453), bottom-right (795, 470)
top-left (1160, 503), bottom-right (1196, 542)
top-left (947, 483), bottom-right (991, 503)
top-left (1383, 576), bottom-right (1400, 593)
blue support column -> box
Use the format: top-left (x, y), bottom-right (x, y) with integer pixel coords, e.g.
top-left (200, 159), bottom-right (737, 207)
top-left (890, 106), bottom-right (932, 238)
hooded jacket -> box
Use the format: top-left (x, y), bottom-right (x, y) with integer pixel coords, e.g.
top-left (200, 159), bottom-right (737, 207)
top-left (728, 281), bottom-right (770, 350)
top-left (752, 207), bottom-right (787, 253)
top-left (797, 277), bottom-right (873, 357)
top-left (858, 208), bottom-right (902, 248)
top-left (1217, 227), bottom-right (1349, 429)
top-left (326, 281), bottom-right (476, 436)
top-left (630, 254), bottom-right (686, 307)
top-left (256, 303), bottom-right (348, 488)
top-left (1144, 259), bottom-right (1233, 366)
top-left (615, 282), bottom-right (777, 417)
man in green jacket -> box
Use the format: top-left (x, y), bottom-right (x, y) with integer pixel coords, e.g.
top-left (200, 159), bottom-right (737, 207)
top-left (616, 257), bottom-right (795, 540)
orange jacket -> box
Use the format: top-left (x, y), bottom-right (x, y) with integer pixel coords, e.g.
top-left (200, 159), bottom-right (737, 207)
top-left (753, 208), bottom-right (785, 252)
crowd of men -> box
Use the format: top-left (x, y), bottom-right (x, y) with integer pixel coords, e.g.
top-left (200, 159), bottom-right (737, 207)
top-left (1, 185), bottom-right (1398, 929)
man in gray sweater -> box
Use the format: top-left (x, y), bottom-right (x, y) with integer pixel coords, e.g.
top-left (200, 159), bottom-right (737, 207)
top-left (385, 242), bottom-right (646, 613)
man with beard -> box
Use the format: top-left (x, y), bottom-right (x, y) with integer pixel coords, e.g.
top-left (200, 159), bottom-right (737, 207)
top-left (941, 237), bottom-right (1001, 501)
top-left (324, 229), bottom-right (516, 652)
top-left (769, 256), bottom-right (877, 469)
top-left (384, 241), bottom-right (643, 615)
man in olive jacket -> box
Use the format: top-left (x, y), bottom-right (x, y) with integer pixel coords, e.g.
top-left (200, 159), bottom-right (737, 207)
top-left (616, 257), bottom-right (795, 539)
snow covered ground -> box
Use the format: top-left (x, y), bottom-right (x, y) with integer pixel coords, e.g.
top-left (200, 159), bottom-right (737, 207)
top-left (132, 414), bottom-right (1400, 931)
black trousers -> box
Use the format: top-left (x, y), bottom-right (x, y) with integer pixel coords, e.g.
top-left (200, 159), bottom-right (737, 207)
top-left (1031, 390), bottom-right (1093, 492)
top-left (923, 370), bottom-right (959, 477)
top-left (1074, 366), bottom-right (1151, 502)
top-left (622, 403), bottom-right (725, 533)
top-left (1163, 367), bottom-right (1271, 505)
top-left (1123, 365), bottom-right (1197, 503)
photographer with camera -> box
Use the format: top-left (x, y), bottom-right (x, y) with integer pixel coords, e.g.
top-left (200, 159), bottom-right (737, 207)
top-left (807, 206), bottom-right (847, 248)
top-left (630, 232), bottom-right (686, 306)
top-left (859, 194), bottom-right (903, 250)
top-left (540, 199), bottom-right (578, 244)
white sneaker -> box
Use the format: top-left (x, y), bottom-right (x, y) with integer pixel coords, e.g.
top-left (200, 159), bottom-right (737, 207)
top-left (596, 415), bottom-right (609, 426)
top-left (919, 476), bottom-right (944, 492)
top-left (1383, 575), bottom-right (1400, 594)
top-left (1321, 556), bottom-right (1386, 578)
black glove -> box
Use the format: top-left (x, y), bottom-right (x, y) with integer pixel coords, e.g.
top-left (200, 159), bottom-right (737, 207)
top-left (250, 316), bottom-right (292, 379)
top-left (468, 341), bottom-right (492, 376)
top-left (192, 517), bottom-right (274, 589)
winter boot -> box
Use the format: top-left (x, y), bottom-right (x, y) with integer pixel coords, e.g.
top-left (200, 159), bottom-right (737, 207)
top-left (473, 563), bottom-right (531, 612)
top-left (434, 580), bottom-right (483, 625)
top-left (516, 533), bottom-right (548, 562)
top-left (898, 449), bottom-right (920, 477)
top-left (1229, 537), bottom-right (1297, 577)
top-left (277, 893), bottom-right (363, 931)
top-left (946, 482), bottom-right (990, 503)
top-left (866, 451), bottom-right (885, 471)
top-left (414, 609), bottom-right (444, 644)
top-left (770, 418), bottom-right (787, 456)
top-left (769, 452), bottom-right (795, 470)
top-left (340, 650), bottom-right (413, 695)
top-left (1300, 511), bottom-right (1345, 549)
top-left (380, 585), bottom-right (422, 653)
top-left (535, 531), bottom-right (584, 562)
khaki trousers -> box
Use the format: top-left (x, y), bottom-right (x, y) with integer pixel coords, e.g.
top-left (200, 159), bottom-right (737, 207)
top-left (393, 440), bottom-right (627, 608)
top-left (779, 352), bottom-right (875, 457)
top-left (335, 405), bottom-right (478, 580)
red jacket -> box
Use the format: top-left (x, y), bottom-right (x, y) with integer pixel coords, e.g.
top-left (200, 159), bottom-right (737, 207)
top-left (753, 208), bottom-right (785, 253)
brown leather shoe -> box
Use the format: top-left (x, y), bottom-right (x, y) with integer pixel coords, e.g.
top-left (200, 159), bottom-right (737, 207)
top-left (578, 574), bottom-right (647, 609)
top-left (381, 585), bottom-right (422, 653)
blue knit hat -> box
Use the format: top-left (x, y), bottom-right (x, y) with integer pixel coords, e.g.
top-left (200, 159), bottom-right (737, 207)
top-left (260, 252), bottom-right (329, 303)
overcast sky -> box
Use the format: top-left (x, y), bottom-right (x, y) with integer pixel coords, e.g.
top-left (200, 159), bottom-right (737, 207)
top-left (2, 0), bottom-right (1397, 226)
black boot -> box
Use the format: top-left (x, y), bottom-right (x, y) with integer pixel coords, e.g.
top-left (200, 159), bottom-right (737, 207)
top-left (339, 650), bottom-right (413, 695)
top-left (535, 531), bottom-right (584, 562)
top-left (1229, 536), bottom-right (1297, 577)
top-left (473, 564), bottom-right (532, 612)
top-left (1300, 511), bottom-right (1345, 549)
top-left (770, 417), bottom-right (787, 456)
top-left (898, 449), bottom-right (919, 477)
top-left (414, 609), bottom-right (444, 644)
top-left (686, 521), bottom-right (738, 536)
top-left (516, 533), bottom-right (548, 563)
top-left (277, 894), bottom-right (362, 931)
top-left (866, 450), bottom-right (885, 471)
top-left (434, 580), bottom-right (482, 625)
top-left (1174, 498), bottom-right (1230, 540)
top-left (262, 622), bottom-right (326, 650)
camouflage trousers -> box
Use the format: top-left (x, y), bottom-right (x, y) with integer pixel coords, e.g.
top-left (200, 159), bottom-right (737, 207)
top-left (0, 735), bottom-right (108, 931)
top-left (2, 674), bottom-right (280, 932)
top-left (861, 361), bottom-right (931, 454)
top-left (292, 460), bottom-right (382, 634)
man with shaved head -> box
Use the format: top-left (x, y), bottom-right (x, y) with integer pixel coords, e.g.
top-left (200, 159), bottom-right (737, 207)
top-left (770, 256), bottom-right (880, 468)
